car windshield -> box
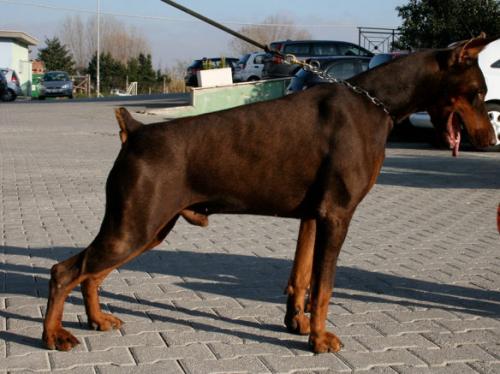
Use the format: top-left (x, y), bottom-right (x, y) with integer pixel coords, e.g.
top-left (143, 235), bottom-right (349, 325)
top-left (237, 54), bottom-right (250, 64)
top-left (43, 72), bottom-right (69, 81)
top-left (189, 60), bottom-right (203, 69)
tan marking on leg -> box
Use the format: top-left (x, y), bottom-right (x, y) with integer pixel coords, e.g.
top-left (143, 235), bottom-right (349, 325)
top-left (285, 218), bottom-right (315, 335)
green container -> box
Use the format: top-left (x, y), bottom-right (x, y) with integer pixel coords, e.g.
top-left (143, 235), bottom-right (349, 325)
top-left (31, 73), bottom-right (43, 98)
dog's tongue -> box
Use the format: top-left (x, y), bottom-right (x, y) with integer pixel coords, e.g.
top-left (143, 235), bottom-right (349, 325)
top-left (447, 112), bottom-right (461, 157)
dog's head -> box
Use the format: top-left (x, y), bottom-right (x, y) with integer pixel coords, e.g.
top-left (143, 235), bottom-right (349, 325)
top-left (428, 33), bottom-right (497, 156)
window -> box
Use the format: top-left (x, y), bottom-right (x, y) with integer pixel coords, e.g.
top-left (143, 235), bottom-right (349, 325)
top-left (254, 55), bottom-right (264, 64)
top-left (337, 44), bottom-right (372, 57)
top-left (237, 54), bottom-right (251, 65)
top-left (311, 43), bottom-right (339, 56)
top-left (326, 61), bottom-right (359, 80)
top-left (43, 72), bottom-right (69, 81)
top-left (283, 43), bottom-right (310, 56)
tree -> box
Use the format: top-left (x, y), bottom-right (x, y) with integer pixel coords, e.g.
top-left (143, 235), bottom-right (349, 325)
top-left (137, 54), bottom-right (156, 85)
top-left (87, 52), bottom-right (126, 93)
top-left (397, 0), bottom-right (500, 49)
top-left (125, 54), bottom-right (155, 93)
top-left (38, 37), bottom-right (75, 73)
top-left (58, 15), bottom-right (87, 71)
top-left (58, 15), bottom-right (150, 71)
top-left (229, 14), bottom-right (312, 55)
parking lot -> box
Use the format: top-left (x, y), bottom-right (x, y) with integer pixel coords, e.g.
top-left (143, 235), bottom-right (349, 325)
top-left (0, 98), bottom-right (499, 373)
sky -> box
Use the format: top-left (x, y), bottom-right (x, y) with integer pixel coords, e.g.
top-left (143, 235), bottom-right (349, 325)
top-left (1, 0), bottom-right (405, 69)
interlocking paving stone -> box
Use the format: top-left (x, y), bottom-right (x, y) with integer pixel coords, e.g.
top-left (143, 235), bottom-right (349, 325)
top-left (409, 345), bottom-right (497, 366)
top-left (86, 331), bottom-right (165, 351)
top-left (337, 349), bottom-right (426, 370)
top-left (208, 342), bottom-right (293, 358)
top-left (0, 352), bottom-right (50, 371)
top-left (97, 362), bottom-right (185, 374)
top-left (1, 101), bottom-right (499, 372)
top-left (422, 330), bottom-right (498, 348)
top-left (132, 343), bottom-right (214, 363)
top-left (49, 347), bottom-right (134, 370)
top-left (396, 364), bottom-right (480, 373)
top-left (371, 321), bottom-right (453, 336)
top-left (161, 331), bottom-right (245, 346)
top-left (468, 361), bottom-right (500, 374)
top-left (262, 353), bottom-right (350, 372)
top-left (182, 356), bottom-right (271, 374)
top-left (328, 311), bottom-right (398, 327)
top-left (355, 334), bottom-right (438, 352)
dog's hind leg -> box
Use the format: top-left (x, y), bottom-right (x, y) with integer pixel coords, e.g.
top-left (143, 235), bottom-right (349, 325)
top-left (284, 218), bottom-right (315, 335)
top-left (43, 209), bottom-right (180, 351)
top-left (42, 252), bottom-right (86, 350)
top-left (42, 237), bottom-right (139, 351)
top-left (80, 215), bottom-right (180, 332)
top-left (81, 271), bottom-right (121, 331)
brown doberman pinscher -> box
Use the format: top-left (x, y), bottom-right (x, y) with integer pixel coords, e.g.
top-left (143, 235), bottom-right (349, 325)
top-left (42, 34), bottom-right (496, 353)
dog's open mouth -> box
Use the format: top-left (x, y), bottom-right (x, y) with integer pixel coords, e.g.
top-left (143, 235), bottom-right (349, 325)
top-left (446, 112), bottom-right (461, 157)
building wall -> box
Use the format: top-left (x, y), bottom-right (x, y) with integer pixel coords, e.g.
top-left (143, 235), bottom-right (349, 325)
top-left (0, 39), bottom-right (33, 95)
top-left (0, 42), bottom-right (13, 67)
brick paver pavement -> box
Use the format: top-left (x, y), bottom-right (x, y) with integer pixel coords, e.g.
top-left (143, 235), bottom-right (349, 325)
top-left (0, 100), bottom-right (499, 373)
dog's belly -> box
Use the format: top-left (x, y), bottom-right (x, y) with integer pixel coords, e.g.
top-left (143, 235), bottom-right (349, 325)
top-left (187, 193), bottom-right (314, 218)
top-left (185, 147), bottom-right (325, 217)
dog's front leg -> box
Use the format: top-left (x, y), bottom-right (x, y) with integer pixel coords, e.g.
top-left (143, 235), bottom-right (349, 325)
top-left (308, 210), bottom-right (352, 353)
top-left (285, 218), bottom-right (315, 335)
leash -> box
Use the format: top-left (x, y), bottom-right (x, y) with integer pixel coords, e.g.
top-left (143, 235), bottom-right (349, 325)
top-left (291, 57), bottom-right (392, 116)
top-left (161, 0), bottom-right (392, 117)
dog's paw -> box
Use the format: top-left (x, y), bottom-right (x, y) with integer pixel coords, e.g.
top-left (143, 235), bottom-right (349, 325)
top-left (308, 331), bottom-right (343, 353)
top-left (88, 312), bottom-right (123, 331)
top-left (284, 312), bottom-right (310, 335)
top-left (43, 327), bottom-right (80, 351)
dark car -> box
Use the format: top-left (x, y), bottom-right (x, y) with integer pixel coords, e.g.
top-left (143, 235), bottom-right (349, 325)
top-left (286, 56), bottom-right (371, 94)
top-left (368, 51), bottom-right (409, 69)
top-left (0, 68), bottom-right (23, 101)
top-left (39, 71), bottom-right (73, 100)
top-left (0, 71), bottom-right (8, 101)
top-left (263, 40), bottom-right (373, 79)
top-left (185, 57), bottom-right (239, 87)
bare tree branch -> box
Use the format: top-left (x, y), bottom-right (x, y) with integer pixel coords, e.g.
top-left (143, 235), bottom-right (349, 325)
top-left (229, 14), bottom-right (312, 55)
top-left (58, 15), bottom-right (151, 71)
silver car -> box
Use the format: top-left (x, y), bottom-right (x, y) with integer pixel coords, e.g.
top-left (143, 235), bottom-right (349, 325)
top-left (0, 68), bottom-right (23, 101)
top-left (39, 71), bottom-right (73, 100)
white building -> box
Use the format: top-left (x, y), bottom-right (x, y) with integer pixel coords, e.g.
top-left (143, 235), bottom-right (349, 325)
top-left (0, 30), bottom-right (39, 95)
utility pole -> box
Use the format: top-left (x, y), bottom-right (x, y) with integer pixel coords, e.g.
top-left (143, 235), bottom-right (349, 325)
top-left (96, 0), bottom-right (101, 97)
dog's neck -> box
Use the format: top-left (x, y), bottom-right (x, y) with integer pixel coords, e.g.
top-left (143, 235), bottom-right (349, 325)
top-left (349, 51), bottom-right (442, 123)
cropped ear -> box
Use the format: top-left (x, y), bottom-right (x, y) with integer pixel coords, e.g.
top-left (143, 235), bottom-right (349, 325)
top-left (450, 32), bottom-right (493, 66)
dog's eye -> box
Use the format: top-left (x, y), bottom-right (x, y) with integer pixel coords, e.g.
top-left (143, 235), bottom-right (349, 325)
top-left (467, 91), bottom-right (484, 104)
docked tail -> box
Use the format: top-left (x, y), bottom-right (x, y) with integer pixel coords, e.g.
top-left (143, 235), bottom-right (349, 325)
top-left (114, 107), bottom-right (143, 144)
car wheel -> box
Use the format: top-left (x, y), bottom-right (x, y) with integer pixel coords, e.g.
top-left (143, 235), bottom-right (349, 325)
top-left (68, 95), bottom-right (74, 99)
top-left (1, 89), bottom-right (16, 102)
top-left (247, 76), bottom-right (260, 82)
top-left (482, 102), bottom-right (500, 151)
top-left (39, 96), bottom-right (45, 100)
